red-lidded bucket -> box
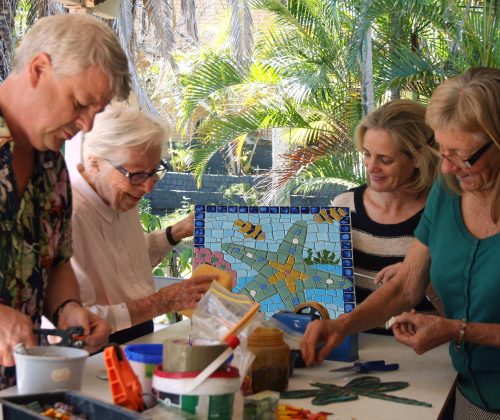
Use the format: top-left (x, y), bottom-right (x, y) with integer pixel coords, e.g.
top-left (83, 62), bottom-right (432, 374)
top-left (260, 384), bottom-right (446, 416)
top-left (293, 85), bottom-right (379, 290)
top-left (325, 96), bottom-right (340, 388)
top-left (152, 365), bottom-right (239, 419)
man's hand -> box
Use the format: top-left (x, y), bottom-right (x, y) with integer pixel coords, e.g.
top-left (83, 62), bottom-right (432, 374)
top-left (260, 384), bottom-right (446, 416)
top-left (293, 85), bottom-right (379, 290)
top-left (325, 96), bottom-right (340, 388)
top-left (0, 305), bottom-right (36, 366)
top-left (300, 319), bottom-right (346, 366)
top-left (158, 274), bottom-right (216, 312)
top-left (58, 303), bottom-right (111, 353)
top-left (392, 311), bottom-right (455, 354)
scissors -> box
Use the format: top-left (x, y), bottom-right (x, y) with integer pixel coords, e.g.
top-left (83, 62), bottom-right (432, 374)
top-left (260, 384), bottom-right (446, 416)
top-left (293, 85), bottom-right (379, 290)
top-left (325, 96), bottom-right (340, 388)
top-left (33, 326), bottom-right (87, 348)
top-left (330, 360), bottom-right (399, 374)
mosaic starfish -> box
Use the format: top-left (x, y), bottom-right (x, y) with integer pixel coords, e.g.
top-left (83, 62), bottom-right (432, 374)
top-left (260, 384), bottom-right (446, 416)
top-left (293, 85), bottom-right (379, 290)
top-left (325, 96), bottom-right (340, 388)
top-left (281, 376), bottom-right (432, 407)
top-left (221, 220), bottom-right (351, 310)
top-left (269, 255), bottom-right (309, 293)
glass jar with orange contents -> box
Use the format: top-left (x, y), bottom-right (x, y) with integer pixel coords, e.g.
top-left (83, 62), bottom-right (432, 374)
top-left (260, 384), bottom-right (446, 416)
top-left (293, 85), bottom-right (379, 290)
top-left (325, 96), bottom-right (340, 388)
top-left (248, 327), bottom-right (290, 394)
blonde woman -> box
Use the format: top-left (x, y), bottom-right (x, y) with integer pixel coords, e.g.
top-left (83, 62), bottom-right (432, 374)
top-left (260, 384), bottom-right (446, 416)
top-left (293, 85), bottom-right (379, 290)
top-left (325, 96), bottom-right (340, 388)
top-left (332, 99), bottom-right (440, 316)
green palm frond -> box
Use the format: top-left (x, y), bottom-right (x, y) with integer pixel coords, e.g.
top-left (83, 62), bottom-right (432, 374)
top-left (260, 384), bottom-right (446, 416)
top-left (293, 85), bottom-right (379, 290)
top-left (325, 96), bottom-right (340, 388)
top-left (458, 3), bottom-right (499, 68)
top-left (175, 0), bottom-right (496, 198)
top-left (190, 108), bottom-right (268, 184)
top-left (189, 140), bottom-right (224, 184)
top-left (266, 148), bottom-right (365, 204)
top-left (300, 149), bottom-right (366, 186)
top-left (375, 46), bottom-right (440, 97)
top-left (179, 55), bottom-right (243, 120)
top-left (248, 60), bottom-right (281, 83)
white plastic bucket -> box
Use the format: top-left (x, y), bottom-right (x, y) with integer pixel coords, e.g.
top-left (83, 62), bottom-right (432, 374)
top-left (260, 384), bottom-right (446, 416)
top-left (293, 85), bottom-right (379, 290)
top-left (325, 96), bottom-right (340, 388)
top-left (124, 343), bottom-right (163, 394)
top-left (153, 365), bottom-right (240, 419)
top-left (14, 346), bottom-right (89, 394)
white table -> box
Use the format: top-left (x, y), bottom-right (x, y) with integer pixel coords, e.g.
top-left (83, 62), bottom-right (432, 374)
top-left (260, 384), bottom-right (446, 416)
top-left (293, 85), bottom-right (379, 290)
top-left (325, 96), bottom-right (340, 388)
top-left (0, 321), bottom-right (456, 420)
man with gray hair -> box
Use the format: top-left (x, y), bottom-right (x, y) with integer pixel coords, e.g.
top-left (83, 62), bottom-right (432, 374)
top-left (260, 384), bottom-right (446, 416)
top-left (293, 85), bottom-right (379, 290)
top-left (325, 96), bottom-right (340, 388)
top-left (0, 13), bottom-right (131, 389)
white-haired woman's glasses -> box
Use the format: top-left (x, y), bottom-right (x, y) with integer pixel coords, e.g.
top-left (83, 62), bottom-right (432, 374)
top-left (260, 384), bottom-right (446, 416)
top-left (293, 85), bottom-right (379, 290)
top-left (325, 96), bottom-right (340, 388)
top-left (106, 159), bottom-right (169, 185)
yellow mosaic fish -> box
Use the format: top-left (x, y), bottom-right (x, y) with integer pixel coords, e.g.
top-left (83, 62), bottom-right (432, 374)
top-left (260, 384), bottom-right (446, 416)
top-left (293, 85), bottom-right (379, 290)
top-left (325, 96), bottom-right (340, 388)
top-left (313, 208), bottom-right (347, 224)
top-left (234, 219), bottom-right (266, 240)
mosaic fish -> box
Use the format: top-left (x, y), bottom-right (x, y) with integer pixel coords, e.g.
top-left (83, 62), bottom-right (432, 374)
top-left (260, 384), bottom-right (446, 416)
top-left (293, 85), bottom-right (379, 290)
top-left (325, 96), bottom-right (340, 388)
top-left (234, 219), bottom-right (266, 240)
top-left (313, 208), bottom-right (347, 224)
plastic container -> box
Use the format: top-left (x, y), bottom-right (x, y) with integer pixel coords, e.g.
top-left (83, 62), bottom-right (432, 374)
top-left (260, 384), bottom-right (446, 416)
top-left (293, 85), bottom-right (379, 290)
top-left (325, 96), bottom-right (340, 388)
top-left (163, 339), bottom-right (228, 372)
top-left (124, 343), bottom-right (163, 394)
top-left (152, 365), bottom-right (240, 419)
top-left (248, 327), bottom-right (290, 393)
top-left (13, 346), bottom-right (88, 394)
top-left (243, 390), bottom-right (280, 420)
top-left (0, 391), bottom-right (140, 419)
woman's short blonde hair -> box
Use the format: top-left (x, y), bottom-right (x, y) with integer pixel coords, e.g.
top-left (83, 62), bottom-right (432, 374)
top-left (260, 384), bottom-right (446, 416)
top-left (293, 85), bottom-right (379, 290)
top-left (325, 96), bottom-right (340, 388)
top-left (426, 67), bottom-right (500, 221)
top-left (82, 105), bottom-right (169, 167)
top-left (355, 99), bottom-right (438, 197)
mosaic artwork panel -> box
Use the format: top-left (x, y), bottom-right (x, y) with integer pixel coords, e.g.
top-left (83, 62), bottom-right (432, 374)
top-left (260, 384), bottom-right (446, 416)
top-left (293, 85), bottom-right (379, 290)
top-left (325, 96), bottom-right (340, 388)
top-left (193, 205), bottom-right (356, 319)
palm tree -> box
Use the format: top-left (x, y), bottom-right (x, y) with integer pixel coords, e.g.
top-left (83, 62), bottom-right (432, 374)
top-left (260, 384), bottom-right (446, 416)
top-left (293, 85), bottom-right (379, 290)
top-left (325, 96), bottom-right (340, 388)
top-left (1, 0), bottom-right (256, 116)
top-left (177, 0), bottom-right (498, 203)
top-left (0, 0), bottom-right (64, 81)
top-left (0, 0), bottom-right (18, 81)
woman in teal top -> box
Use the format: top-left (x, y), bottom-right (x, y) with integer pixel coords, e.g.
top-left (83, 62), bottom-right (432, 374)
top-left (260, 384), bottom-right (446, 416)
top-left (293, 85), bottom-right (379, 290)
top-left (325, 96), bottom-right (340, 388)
top-left (414, 180), bottom-right (500, 413)
top-left (300, 67), bottom-right (500, 418)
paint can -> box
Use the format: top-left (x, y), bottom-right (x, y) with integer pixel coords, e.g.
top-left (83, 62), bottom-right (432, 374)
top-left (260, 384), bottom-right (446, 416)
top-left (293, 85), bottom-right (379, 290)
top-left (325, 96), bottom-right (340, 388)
top-left (124, 343), bottom-right (163, 394)
top-left (14, 346), bottom-right (88, 394)
top-left (153, 365), bottom-right (240, 419)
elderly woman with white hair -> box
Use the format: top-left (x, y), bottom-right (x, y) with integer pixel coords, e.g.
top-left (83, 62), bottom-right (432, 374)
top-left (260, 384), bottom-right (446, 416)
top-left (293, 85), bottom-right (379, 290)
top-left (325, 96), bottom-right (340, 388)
top-left (68, 105), bottom-right (214, 344)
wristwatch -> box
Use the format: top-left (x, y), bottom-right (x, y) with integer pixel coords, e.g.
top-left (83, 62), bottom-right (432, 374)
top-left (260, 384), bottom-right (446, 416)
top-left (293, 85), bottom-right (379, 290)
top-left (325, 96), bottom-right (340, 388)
top-left (165, 225), bottom-right (181, 246)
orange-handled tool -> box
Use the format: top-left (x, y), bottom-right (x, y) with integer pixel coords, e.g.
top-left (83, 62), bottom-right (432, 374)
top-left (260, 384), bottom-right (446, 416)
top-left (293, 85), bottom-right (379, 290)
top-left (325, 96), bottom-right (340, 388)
top-left (103, 344), bottom-right (144, 412)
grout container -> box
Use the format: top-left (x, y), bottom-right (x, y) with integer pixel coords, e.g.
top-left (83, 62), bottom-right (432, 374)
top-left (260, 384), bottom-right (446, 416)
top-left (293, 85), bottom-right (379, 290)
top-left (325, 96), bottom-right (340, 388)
top-left (124, 343), bottom-right (163, 394)
top-left (152, 365), bottom-right (240, 419)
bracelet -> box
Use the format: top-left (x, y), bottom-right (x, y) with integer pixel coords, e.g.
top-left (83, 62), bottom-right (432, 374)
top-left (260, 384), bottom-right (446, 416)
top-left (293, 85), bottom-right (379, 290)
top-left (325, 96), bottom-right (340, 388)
top-left (455, 318), bottom-right (467, 351)
top-left (426, 294), bottom-right (440, 304)
top-left (52, 299), bottom-right (82, 327)
top-left (165, 225), bottom-right (181, 246)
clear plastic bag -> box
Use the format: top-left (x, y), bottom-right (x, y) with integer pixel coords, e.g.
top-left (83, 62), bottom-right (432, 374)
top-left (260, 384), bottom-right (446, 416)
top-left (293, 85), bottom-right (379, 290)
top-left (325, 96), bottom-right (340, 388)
top-left (190, 281), bottom-right (263, 383)
top-left (264, 317), bottom-right (303, 350)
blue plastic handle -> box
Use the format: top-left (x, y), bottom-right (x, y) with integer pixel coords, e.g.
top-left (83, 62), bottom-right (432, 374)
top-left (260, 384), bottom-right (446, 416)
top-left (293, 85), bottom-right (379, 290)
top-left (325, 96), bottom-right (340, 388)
top-left (357, 360), bottom-right (399, 373)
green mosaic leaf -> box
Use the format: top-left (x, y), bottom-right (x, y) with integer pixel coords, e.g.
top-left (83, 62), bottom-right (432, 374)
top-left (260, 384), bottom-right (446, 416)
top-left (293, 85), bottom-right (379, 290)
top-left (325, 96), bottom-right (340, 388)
top-left (280, 376), bottom-right (432, 408)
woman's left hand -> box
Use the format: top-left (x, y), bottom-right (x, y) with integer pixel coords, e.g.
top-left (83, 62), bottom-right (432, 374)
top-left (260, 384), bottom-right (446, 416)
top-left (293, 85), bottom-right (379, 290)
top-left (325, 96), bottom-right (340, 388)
top-left (374, 262), bottom-right (402, 285)
top-left (392, 311), bottom-right (456, 354)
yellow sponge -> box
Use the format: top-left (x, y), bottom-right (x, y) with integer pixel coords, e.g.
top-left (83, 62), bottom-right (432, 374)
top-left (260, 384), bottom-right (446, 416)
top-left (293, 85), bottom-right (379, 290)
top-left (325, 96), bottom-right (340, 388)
top-left (180, 264), bottom-right (233, 318)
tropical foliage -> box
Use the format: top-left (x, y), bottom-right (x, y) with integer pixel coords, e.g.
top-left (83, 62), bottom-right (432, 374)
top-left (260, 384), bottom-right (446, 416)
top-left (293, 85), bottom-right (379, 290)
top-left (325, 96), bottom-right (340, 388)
top-left (0, 0), bottom-right (208, 115)
top-left (139, 197), bottom-right (194, 276)
top-left (176, 0), bottom-right (499, 203)
top-left (2, 0), bottom-right (498, 204)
